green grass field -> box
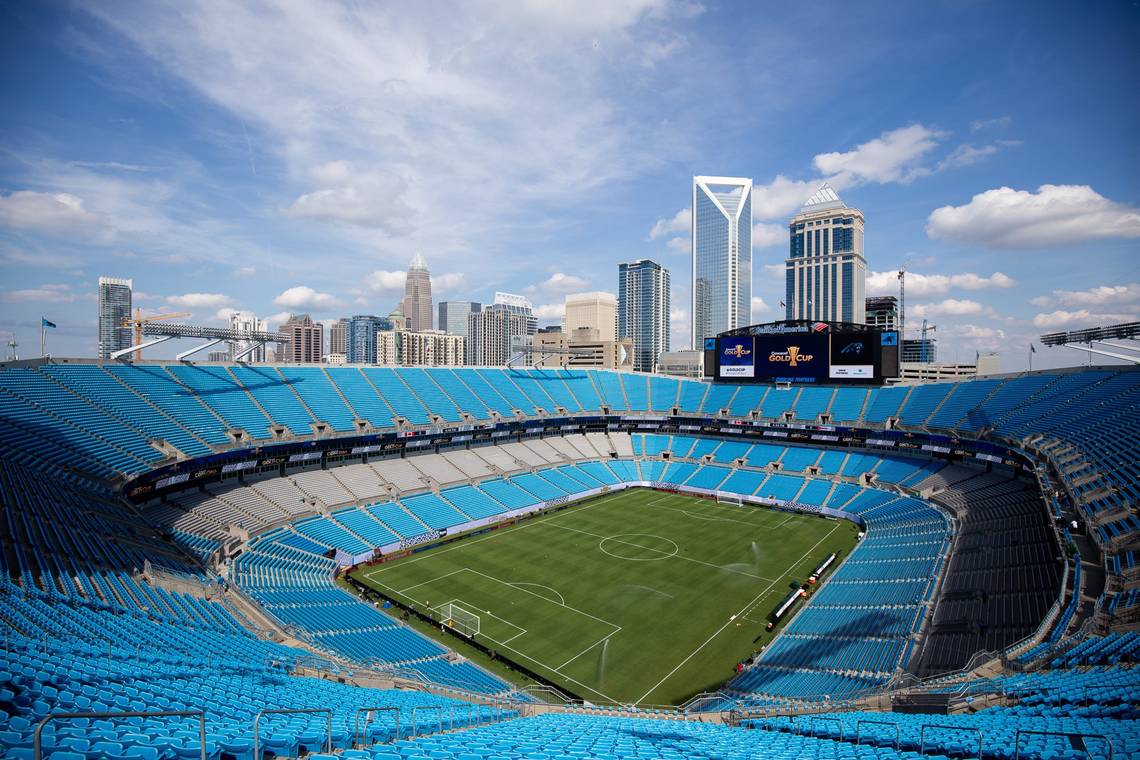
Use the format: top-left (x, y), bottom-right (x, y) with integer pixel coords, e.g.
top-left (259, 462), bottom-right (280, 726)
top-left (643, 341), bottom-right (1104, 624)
top-left (350, 487), bottom-right (858, 706)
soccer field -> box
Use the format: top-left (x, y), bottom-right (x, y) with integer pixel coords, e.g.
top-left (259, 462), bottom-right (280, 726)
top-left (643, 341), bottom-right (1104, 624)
top-left (352, 488), bottom-right (858, 706)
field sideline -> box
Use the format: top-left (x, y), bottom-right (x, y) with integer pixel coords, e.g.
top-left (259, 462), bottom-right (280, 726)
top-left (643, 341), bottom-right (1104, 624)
top-left (350, 487), bottom-right (859, 705)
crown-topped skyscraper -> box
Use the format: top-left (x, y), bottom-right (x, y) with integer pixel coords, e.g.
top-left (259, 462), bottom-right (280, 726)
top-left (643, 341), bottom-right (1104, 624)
top-left (401, 252), bottom-right (433, 332)
top-left (785, 183), bottom-right (866, 324)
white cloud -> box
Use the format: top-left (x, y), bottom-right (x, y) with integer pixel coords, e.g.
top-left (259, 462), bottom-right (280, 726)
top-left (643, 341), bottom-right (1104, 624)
top-left (284, 162), bottom-right (414, 233)
top-left (538, 272), bottom-right (590, 293)
top-left (0, 191), bottom-right (103, 236)
top-left (669, 306), bottom-right (690, 350)
top-left (213, 307), bottom-right (239, 322)
top-left (927, 184), bottom-right (1140, 248)
top-left (1032, 309), bottom-right (1138, 328)
top-left (233, 266), bottom-right (256, 278)
top-left (936, 144), bottom-right (997, 170)
top-left (911, 298), bottom-right (987, 318)
top-left (813, 124), bottom-right (945, 185)
top-left (366, 270), bottom-right (407, 294)
top-left (649, 208), bottom-right (690, 239)
top-left (273, 285), bottom-right (340, 309)
top-left (752, 222), bottom-right (785, 248)
top-left (970, 116), bottom-right (1012, 132)
top-left (1032, 283), bottom-right (1140, 308)
top-left (751, 175), bottom-right (828, 220)
top-left (951, 324), bottom-right (1006, 339)
top-left (165, 292), bottom-right (233, 309)
top-left (433, 272), bottom-right (467, 292)
top-left (83, 0), bottom-right (692, 275)
top-left (750, 296), bottom-right (770, 321)
top-left (866, 270), bottom-right (1016, 297)
top-left (265, 311), bottom-right (294, 329)
top-left (533, 303), bottom-right (565, 321)
top-left (666, 236), bottom-right (689, 253)
top-left (0, 286), bottom-right (82, 304)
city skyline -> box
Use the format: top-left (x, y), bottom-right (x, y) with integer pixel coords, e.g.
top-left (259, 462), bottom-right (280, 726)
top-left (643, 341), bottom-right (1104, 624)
top-left (1, 2), bottom-right (1137, 370)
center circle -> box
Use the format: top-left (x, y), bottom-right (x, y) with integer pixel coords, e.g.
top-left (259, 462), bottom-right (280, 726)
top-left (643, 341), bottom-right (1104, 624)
top-left (598, 533), bottom-right (679, 562)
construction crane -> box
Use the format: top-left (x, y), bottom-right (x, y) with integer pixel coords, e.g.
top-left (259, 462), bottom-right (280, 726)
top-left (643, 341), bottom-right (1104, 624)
top-left (121, 309), bottom-right (191, 360)
top-left (897, 256), bottom-right (914, 342)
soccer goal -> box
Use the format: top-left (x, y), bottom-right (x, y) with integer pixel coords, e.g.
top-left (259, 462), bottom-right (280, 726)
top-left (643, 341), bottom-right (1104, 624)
top-left (433, 601), bottom-right (481, 637)
top-left (716, 492), bottom-right (745, 507)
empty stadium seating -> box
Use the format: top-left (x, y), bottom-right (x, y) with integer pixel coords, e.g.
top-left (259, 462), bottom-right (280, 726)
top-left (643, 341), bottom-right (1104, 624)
top-left (2, 360), bottom-right (1139, 758)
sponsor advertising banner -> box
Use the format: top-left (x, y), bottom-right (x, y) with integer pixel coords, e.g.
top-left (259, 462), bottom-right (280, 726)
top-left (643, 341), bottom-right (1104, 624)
top-left (717, 336), bottom-right (756, 378)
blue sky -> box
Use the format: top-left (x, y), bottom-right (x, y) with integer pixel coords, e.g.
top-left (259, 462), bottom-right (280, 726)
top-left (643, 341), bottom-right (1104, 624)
top-left (1, 0), bottom-right (1137, 370)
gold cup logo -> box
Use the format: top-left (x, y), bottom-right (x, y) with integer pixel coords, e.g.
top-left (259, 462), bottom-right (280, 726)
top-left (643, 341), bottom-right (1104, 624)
top-left (769, 345), bottom-right (813, 365)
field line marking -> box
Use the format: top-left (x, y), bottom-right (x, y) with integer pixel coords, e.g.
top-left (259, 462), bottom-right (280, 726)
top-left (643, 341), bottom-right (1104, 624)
top-left (397, 568), bottom-right (465, 594)
top-left (647, 496), bottom-right (796, 529)
top-left (507, 581), bottom-right (566, 606)
top-left (362, 490), bottom-right (629, 578)
top-left (463, 567), bottom-right (620, 632)
top-left (542, 521), bottom-right (773, 582)
top-left (553, 628), bottom-right (621, 673)
top-left (633, 521), bottom-right (841, 704)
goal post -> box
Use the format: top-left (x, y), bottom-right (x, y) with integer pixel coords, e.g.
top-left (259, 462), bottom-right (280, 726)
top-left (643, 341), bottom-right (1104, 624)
top-left (716, 491), bottom-right (745, 507)
top-left (432, 601), bottom-right (481, 637)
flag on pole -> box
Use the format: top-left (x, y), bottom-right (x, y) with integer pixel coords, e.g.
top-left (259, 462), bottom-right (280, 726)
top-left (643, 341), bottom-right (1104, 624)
top-left (41, 316), bottom-right (56, 358)
top-left (779, 301), bottom-right (785, 309)
top-left (1030, 343), bottom-right (1036, 353)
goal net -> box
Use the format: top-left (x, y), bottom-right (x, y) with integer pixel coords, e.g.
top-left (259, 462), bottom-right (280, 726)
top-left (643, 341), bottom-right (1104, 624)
top-left (716, 492), bottom-right (745, 507)
top-left (433, 601), bottom-right (481, 637)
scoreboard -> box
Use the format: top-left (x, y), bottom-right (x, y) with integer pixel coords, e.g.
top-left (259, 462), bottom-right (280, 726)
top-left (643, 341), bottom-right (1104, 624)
top-left (707, 324), bottom-right (899, 385)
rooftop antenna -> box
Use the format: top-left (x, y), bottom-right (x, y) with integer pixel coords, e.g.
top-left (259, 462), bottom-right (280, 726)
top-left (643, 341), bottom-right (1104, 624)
top-left (5, 335), bottom-right (17, 361)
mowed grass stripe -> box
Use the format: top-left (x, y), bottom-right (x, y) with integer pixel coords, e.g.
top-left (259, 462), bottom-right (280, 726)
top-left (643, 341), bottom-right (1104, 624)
top-left (354, 487), bottom-right (858, 705)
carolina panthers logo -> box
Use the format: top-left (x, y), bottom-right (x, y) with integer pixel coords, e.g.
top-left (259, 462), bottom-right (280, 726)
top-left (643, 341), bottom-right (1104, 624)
top-left (840, 342), bottom-right (864, 354)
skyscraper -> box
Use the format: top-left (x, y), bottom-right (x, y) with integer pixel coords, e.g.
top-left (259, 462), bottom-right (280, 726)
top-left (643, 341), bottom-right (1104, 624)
top-left (346, 314), bottom-right (392, 364)
top-left (279, 314), bottom-right (323, 363)
top-left (692, 176), bottom-right (752, 346)
top-left (228, 310), bottom-right (268, 362)
top-left (401, 253), bottom-right (432, 332)
top-left (564, 292), bottom-right (617, 342)
top-left (618, 260), bottom-right (671, 373)
top-left (467, 293), bottom-right (537, 366)
top-left (785, 183), bottom-right (867, 324)
top-left (329, 318), bottom-right (349, 356)
top-left (438, 301), bottom-right (481, 338)
top-left (97, 276), bottom-right (132, 359)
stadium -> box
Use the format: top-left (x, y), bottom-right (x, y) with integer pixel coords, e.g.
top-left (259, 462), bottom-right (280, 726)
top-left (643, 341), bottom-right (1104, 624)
top-left (1, 351), bottom-right (1138, 760)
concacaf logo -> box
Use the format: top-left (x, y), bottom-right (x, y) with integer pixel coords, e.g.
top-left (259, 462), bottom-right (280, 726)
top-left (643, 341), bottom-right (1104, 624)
top-left (768, 345), bottom-right (814, 367)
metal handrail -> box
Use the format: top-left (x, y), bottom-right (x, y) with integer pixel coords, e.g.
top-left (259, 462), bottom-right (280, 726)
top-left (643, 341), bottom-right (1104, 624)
top-left (411, 705), bottom-right (444, 737)
top-left (354, 706), bottom-right (399, 747)
top-left (808, 715), bottom-right (844, 740)
top-left (35, 710), bottom-right (206, 760)
top-left (1014, 730), bottom-right (1113, 760)
top-left (253, 708), bottom-right (331, 760)
top-left (920, 723), bottom-right (983, 760)
top-left (856, 719), bottom-right (899, 749)
top-left (448, 701), bottom-right (475, 731)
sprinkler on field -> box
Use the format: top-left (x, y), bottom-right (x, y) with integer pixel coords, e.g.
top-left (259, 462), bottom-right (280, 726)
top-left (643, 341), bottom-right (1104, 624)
top-left (595, 638), bottom-right (610, 684)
